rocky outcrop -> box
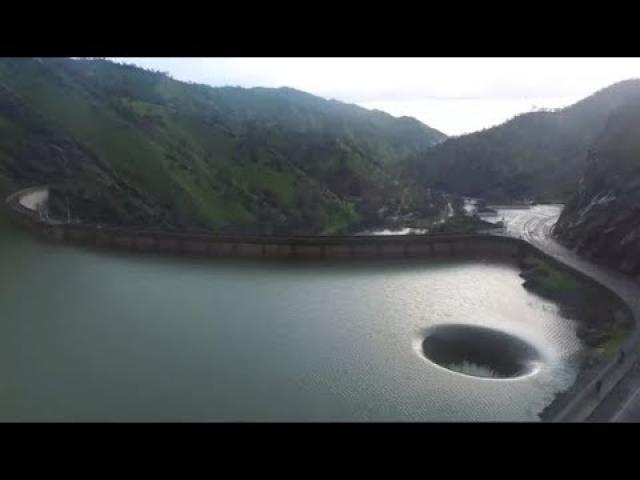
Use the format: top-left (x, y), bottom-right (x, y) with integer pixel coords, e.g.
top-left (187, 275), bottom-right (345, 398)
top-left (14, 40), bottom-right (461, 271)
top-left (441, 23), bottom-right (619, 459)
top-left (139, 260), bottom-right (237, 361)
top-left (554, 99), bottom-right (640, 276)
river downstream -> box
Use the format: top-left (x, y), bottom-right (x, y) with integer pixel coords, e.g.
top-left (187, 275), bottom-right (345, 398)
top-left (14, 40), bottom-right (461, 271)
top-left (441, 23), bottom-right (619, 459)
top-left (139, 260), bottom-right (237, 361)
top-left (0, 212), bottom-right (586, 421)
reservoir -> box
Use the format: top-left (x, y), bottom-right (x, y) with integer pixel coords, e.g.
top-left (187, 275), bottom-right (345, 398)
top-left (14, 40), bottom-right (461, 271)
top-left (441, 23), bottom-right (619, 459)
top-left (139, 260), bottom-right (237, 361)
top-left (0, 212), bottom-right (584, 421)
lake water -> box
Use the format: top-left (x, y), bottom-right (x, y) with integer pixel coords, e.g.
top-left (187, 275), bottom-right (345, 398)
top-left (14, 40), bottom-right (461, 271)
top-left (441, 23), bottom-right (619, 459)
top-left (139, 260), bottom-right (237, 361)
top-left (0, 213), bottom-right (583, 421)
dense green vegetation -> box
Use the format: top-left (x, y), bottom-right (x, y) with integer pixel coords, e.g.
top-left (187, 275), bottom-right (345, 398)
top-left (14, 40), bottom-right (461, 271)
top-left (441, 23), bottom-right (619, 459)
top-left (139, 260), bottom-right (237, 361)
top-left (519, 254), bottom-right (632, 354)
top-left (520, 255), bottom-right (582, 295)
top-left (554, 98), bottom-right (640, 274)
top-left (0, 58), bottom-right (445, 234)
top-left (400, 80), bottom-right (640, 203)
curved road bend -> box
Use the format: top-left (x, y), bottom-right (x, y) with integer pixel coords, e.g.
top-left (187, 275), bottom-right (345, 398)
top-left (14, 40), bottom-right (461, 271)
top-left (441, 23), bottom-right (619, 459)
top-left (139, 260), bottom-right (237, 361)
top-left (488, 205), bottom-right (640, 422)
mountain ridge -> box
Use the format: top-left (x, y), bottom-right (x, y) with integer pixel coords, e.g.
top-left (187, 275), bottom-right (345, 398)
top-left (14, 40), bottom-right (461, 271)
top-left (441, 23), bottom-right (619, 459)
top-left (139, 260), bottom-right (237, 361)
top-left (400, 79), bottom-right (640, 202)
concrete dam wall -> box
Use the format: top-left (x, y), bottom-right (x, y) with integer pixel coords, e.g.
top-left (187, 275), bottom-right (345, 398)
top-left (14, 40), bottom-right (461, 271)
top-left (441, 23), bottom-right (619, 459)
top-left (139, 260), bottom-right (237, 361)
top-left (4, 187), bottom-right (528, 261)
top-left (54, 224), bottom-right (527, 260)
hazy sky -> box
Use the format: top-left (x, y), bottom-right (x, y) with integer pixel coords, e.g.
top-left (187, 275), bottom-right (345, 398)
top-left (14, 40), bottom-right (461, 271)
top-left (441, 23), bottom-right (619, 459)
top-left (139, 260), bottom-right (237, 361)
top-left (113, 58), bottom-right (640, 136)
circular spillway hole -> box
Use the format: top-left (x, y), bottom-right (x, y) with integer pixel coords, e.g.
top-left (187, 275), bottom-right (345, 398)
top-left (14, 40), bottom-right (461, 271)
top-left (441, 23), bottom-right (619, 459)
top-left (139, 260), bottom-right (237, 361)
top-left (421, 324), bottom-right (541, 379)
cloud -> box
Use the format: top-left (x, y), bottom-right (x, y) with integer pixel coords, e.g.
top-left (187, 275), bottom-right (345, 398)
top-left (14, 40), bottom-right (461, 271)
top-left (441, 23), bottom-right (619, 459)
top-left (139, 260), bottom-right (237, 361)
top-left (111, 57), bottom-right (640, 135)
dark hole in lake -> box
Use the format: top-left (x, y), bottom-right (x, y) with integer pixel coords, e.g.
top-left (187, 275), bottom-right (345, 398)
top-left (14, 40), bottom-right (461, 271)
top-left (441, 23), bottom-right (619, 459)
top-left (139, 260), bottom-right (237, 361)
top-left (421, 324), bottom-right (541, 379)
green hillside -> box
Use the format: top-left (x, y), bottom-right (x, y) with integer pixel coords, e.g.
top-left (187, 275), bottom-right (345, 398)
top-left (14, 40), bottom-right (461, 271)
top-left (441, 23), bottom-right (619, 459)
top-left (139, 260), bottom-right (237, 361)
top-left (0, 58), bottom-right (445, 234)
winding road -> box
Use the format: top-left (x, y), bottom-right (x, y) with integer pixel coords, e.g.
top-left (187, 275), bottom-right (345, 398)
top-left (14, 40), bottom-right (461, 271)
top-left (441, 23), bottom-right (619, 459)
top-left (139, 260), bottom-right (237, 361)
top-left (486, 204), bottom-right (640, 421)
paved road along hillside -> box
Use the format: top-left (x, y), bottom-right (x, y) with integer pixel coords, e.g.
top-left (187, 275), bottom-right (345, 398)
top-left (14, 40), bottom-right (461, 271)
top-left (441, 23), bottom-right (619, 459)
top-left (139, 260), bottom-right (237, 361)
top-left (486, 205), bottom-right (640, 422)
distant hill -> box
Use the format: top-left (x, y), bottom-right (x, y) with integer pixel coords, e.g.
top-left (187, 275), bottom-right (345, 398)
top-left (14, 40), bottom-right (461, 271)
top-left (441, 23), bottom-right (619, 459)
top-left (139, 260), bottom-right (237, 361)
top-left (554, 98), bottom-right (640, 274)
top-left (400, 80), bottom-right (640, 202)
top-left (0, 58), bottom-right (445, 234)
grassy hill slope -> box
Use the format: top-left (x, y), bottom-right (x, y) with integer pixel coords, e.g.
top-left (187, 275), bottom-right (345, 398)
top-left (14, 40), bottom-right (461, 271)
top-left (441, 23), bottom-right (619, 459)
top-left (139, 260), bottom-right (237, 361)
top-left (0, 58), bottom-right (445, 234)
